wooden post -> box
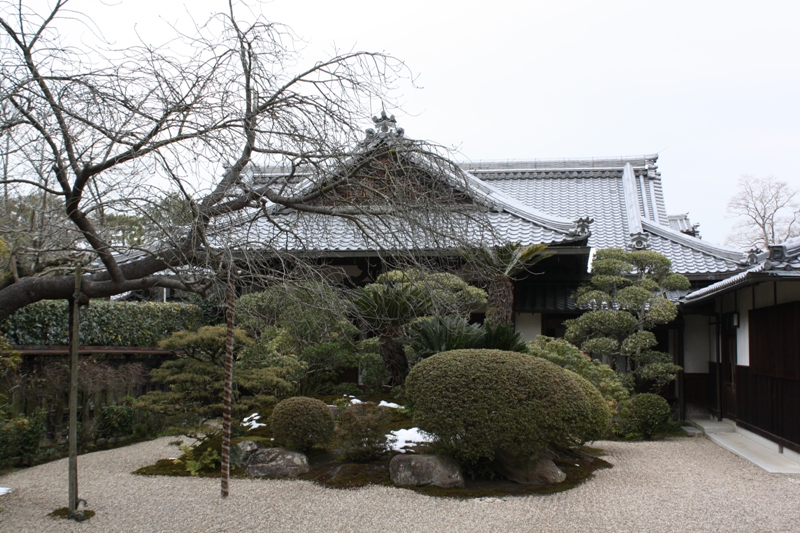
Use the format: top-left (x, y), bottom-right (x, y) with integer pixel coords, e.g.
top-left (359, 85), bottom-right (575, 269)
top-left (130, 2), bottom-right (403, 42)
top-left (220, 270), bottom-right (235, 498)
top-left (68, 266), bottom-right (81, 517)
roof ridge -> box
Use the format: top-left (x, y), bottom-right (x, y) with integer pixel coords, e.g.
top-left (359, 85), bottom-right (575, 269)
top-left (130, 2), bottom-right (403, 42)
top-left (461, 154), bottom-right (659, 171)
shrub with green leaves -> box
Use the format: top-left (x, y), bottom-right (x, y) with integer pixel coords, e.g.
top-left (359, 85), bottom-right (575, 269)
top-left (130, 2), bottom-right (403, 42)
top-left (565, 248), bottom-right (688, 392)
top-left (158, 325), bottom-right (253, 365)
top-left (480, 321), bottom-right (528, 352)
top-left (528, 337), bottom-right (630, 410)
top-left (2, 300), bottom-right (202, 346)
top-left (0, 408), bottom-right (46, 468)
top-left (135, 356), bottom-right (295, 427)
top-left (620, 393), bottom-right (672, 440)
top-left (235, 281), bottom-right (357, 350)
top-left (334, 402), bottom-right (393, 462)
top-left (271, 396), bottom-right (334, 452)
top-left (96, 404), bottom-right (135, 440)
top-left (405, 349), bottom-right (610, 465)
top-left (404, 316), bottom-right (483, 359)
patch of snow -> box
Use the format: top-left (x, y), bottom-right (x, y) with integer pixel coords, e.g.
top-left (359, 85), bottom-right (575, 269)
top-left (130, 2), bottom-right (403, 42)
top-left (388, 427), bottom-right (433, 453)
top-left (241, 412), bottom-right (266, 430)
top-left (350, 398), bottom-right (362, 404)
top-left (0, 487), bottom-right (11, 495)
top-left (378, 400), bottom-right (401, 409)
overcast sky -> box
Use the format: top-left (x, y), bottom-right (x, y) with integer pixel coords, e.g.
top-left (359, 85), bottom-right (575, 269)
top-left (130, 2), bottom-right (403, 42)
top-left (80, 0), bottom-right (800, 246)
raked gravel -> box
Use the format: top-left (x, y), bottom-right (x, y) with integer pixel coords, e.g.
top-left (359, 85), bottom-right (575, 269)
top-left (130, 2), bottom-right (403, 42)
top-left (1, 436), bottom-right (799, 532)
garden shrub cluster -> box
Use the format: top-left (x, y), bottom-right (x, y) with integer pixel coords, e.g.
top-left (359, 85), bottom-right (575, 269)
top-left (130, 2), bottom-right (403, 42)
top-left (404, 317), bottom-right (527, 360)
top-left (527, 336), bottom-right (630, 410)
top-left (405, 349), bottom-right (610, 466)
top-left (2, 300), bottom-right (202, 346)
top-left (619, 392), bottom-right (672, 440)
top-left (271, 396), bottom-right (334, 452)
top-left (0, 408), bottom-right (46, 469)
top-left (334, 401), bottom-right (393, 462)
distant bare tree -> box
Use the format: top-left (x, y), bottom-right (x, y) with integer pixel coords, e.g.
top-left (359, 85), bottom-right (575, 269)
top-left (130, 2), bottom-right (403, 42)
top-left (725, 175), bottom-right (799, 250)
top-left (0, 0), bottom-right (486, 322)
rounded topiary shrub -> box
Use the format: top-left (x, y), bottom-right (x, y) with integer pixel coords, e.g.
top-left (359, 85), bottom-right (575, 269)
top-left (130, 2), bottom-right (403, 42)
top-left (627, 393), bottom-right (671, 440)
top-left (405, 349), bottom-right (610, 465)
top-left (271, 396), bottom-right (334, 452)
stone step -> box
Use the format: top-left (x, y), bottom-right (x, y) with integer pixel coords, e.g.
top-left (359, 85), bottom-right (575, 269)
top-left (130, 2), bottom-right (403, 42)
top-left (688, 418), bottom-right (800, 474)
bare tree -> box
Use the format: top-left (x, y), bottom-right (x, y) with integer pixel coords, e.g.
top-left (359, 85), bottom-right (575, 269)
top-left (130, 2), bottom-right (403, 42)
top-left (0, 0), bottom-right (487, 322)
top-left (726, 175), bottom-right (799, 250)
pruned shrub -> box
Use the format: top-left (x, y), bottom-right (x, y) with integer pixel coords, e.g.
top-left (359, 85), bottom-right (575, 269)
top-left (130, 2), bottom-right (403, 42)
top-left (335, 402), bottom-right (393, 462)
top-left (620, 393), bottom-right (671, 440)
top-left (405, 349), bottom-right (610, 465)
top-left (528, 337), bottom-right (630, 410)
top-left (271, 396), bottom-right (334, 452)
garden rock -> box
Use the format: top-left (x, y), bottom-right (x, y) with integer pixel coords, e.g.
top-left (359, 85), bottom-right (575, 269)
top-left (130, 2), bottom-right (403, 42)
top-left (231, 440), bottom-right (264, 469)
top-left (245, 448), bottom-right (309, 478)
top-left (493, 452), bottom-right (566, 485)
top-left (389, 454), bottom-right (464, 489)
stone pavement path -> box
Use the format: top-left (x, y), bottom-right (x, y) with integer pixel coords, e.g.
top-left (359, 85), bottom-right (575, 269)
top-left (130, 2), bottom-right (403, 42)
top-left (1, 436), bottom-right (799, 532)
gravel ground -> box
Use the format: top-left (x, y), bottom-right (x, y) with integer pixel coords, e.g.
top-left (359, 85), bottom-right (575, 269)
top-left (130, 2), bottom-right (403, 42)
top-left (1, 436), bottom-right (799, 533)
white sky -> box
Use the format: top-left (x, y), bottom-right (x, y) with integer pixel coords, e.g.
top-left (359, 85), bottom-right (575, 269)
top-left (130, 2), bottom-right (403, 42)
top-left (72, 0), bottom-right (800, 246)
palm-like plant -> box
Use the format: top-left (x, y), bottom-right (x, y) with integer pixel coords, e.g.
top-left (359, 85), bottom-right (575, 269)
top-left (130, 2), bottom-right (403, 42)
top-left (463, 243), bottom-right (551, 326)
top-left (352, 269), bottom-right (486, 386)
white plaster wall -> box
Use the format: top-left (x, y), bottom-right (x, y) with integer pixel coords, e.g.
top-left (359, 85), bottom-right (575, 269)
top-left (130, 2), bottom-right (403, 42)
top-left (515, 312), bottom-right (541, 341)
top-left (736, 287), bottom-right (753, 366)
top-left (684, 315), bottom-right (712, 373)
top-left (754, 282), bottom-right (776, 309)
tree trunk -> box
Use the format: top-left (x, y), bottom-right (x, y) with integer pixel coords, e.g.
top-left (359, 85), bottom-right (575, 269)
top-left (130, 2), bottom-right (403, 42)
top-left (486, 275), bottom-right (514, 326)
top-left (379, 334), bottom-right (408, 387)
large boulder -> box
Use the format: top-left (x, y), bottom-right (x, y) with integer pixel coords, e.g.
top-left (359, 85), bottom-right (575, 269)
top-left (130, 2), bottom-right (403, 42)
top-left (245, 448), bottom-right (309, 478)
top-left (389, 454), bottom-right (464, 489)
top-left (493, 452), bottom-right (566, 485)
top-left (231, 440), bottom-right (265, 469)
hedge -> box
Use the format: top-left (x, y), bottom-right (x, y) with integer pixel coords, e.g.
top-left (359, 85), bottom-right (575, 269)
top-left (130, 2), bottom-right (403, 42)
top-left (2, 300), bottom-right (202, 347)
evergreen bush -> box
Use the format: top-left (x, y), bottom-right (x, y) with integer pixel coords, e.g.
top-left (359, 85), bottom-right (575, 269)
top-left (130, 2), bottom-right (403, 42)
top-left (528, 336), bottom-right (630, 409)
top-left (405, 349), bottom-right (610, 465)
top-left (271, 396), bottom-right (334, 452)
top-left (621, 393), bottom-right (671, 440)
top-left (334, 402), bottom-right (393, 462)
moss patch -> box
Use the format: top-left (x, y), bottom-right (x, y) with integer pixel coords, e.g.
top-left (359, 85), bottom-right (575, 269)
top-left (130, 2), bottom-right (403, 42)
top-left (48, 507), bottom-right (96, 521)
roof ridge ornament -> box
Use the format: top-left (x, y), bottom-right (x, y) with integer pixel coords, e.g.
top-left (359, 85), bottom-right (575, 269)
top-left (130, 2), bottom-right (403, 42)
top-left (629, 232), bottom-right (649, 250)
top-left (365, 110), bottom-right (405, 139)
top-left (747, 247), bottom-right (763, 265)
top-left (569, 216), bottom-right (594, 237)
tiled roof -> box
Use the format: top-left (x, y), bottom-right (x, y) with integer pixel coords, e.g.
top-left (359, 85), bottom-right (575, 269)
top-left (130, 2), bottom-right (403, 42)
top-left (214, 209), bottom-right (584, 255)
top-left (464, 156), bottom-right (746, 277)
